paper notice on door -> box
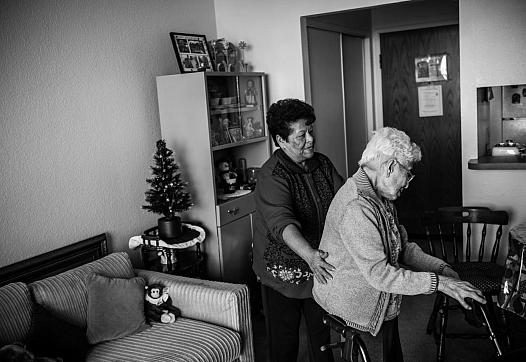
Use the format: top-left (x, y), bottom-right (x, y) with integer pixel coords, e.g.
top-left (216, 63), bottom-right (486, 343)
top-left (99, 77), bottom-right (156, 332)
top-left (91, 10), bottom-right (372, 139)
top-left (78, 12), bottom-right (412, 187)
top-left (418, 85), bottom-right (443, 117)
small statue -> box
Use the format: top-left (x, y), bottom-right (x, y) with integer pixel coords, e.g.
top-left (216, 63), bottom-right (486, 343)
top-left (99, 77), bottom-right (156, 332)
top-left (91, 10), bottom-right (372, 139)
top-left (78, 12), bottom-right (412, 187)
top-left (243, 117), bottom-right (255, 138)
top-left (245, 79), bottom-right (257, 105)
top-left (237, 41), bottom-right (247, 72)
top-left (220, 117), bottom-right (231, 144)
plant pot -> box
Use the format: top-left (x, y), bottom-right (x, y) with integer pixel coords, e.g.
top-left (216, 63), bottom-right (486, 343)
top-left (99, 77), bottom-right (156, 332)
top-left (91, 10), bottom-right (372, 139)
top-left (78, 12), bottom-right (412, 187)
top-left (158, 216), bottom-right (182, 240)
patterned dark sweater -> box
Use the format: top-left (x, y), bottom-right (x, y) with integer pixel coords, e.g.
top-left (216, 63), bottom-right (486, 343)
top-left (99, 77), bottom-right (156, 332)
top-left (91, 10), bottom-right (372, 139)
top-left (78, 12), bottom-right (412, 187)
top-left (252, 149), bottom-right (343, 298)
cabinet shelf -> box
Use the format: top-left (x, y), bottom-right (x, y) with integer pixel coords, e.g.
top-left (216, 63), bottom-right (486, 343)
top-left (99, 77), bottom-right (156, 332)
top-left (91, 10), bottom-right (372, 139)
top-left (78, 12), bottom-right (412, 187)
top-left (209, 104), bottom-right (261, 116)
top-left (211, 135), bottom-right (267, 151)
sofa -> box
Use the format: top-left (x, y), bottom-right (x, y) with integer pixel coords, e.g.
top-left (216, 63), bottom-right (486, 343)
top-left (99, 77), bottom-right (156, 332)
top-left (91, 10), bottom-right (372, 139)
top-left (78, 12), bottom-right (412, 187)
top-left (0, 234), bottom-right (254, 362)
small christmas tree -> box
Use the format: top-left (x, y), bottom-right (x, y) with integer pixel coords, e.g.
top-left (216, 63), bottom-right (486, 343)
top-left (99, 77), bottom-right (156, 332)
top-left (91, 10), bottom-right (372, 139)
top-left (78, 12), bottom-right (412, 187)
top-left (143, 139), bottom-right (192, 218)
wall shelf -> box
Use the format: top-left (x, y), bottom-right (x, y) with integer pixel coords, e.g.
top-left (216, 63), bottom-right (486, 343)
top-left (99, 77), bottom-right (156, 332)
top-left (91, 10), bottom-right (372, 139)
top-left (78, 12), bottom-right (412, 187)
top-left (468, 156), bottom-right (526, 170)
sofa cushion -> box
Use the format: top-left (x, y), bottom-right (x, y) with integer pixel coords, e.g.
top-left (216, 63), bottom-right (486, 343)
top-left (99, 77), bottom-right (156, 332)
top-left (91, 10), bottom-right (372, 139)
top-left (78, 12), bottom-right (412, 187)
top-left (86, 273), bottom-right (149, 344)
top-left (29, 252), bottom-right (135, 328)
top-left (26, 303), bottom-right (89, 361)
top-left (87, 318), bottom-right (241, 362)
top-left (0, 282), bottom-right (33, 346)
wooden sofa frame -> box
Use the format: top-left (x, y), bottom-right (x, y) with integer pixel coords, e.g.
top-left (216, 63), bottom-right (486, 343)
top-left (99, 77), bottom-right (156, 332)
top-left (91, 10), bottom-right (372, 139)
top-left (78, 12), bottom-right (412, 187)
top-left (0, 233), bottom-right (108, 287)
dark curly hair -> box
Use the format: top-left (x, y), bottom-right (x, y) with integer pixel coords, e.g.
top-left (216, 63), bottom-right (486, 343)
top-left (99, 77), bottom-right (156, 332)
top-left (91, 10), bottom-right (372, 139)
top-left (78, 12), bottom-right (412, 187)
top-left (266, 98), bottom-right (316, 147)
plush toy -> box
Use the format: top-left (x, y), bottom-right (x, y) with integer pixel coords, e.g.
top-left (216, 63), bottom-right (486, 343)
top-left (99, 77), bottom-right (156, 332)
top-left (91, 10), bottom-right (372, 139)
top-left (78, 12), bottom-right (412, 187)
top-left (144, 283), bottom-right (181, 324)
top-left (0, 342), bottom-right (61, 362)
top-left (217, 160), bottom-right (237, 194)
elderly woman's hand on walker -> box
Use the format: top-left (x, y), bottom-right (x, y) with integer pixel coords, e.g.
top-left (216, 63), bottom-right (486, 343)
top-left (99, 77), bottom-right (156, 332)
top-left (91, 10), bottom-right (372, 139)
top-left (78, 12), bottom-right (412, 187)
top-left (437, 275), bottom-right (486, 310)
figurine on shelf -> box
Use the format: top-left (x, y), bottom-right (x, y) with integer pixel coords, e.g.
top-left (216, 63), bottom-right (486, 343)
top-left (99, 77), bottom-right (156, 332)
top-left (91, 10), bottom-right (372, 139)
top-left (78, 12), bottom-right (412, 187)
top-left (245, 79), bottom-right (257, 106)
top-left (242, 116), bottom-right (255, 138)
top-left (217, 160), bottom-right (237, 194)
top-left (227, 42), bottom-right (238, 72)
top-left (220, 117), bottom-right (232, 144)
top-left (237, 41), bottom-right (247, 72)
top-left (215, 42), bottom-right (228, 72)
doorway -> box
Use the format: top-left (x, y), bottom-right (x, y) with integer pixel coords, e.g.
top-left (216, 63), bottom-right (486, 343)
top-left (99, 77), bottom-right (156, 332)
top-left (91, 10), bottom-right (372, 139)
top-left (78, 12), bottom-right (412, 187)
top-left (380, 24), bottom-right (461, 235)
top-left (303, 23), bottom-right (369, 179)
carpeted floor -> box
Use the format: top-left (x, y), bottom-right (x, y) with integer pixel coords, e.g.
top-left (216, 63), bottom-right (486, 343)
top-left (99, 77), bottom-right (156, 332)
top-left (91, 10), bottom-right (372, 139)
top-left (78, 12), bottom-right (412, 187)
top-left (252, 293), bottom-right (501, 362)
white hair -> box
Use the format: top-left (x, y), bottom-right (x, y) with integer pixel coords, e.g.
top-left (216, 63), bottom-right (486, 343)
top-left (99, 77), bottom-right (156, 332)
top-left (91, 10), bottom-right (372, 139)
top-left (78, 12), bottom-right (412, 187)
top-left (358, 127), bottom-right (421, 168)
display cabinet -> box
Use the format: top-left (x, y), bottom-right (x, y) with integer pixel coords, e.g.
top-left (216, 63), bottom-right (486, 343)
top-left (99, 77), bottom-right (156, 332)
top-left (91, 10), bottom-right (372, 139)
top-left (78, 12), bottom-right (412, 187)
top-left (156, 72), bottom-right (269, 284)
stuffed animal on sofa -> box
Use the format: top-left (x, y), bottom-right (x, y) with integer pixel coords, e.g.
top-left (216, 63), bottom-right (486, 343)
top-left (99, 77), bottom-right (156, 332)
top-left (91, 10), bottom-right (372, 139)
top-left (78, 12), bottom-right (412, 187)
top-left (144, 283), bottom-right (181, 324)
top-left (0, 342), bottom-right (61, 362)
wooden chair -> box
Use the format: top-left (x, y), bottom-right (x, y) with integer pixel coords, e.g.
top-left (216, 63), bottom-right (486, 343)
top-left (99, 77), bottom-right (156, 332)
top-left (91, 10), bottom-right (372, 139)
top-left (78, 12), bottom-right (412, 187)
top-left (422, 207), bottom-right (509, 362)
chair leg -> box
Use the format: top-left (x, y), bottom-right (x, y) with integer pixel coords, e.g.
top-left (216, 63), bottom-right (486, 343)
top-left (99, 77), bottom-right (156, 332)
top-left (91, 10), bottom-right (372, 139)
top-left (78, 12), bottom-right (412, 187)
top-left (427, 293), bottom-right (443, 335)
top-left (497, 307), bottom-right (512, 350)
top-left (437, 295), bottom-right (449, 362)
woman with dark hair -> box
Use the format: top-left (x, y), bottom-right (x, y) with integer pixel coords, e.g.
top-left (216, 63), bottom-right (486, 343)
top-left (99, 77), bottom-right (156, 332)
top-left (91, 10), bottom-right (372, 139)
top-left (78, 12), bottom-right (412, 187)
top-left (252, 98), bottom-right (344, 362)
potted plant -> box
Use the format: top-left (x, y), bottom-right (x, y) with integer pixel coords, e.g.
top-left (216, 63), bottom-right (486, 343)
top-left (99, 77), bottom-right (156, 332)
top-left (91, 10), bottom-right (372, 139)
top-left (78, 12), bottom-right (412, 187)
top-left (143, 139), bottom-right (192, 242)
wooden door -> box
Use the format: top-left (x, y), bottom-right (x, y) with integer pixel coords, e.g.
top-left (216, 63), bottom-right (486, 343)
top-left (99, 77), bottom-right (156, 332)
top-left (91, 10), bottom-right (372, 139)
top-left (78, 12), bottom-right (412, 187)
top-left (380, 25), bottom-right (461, 236)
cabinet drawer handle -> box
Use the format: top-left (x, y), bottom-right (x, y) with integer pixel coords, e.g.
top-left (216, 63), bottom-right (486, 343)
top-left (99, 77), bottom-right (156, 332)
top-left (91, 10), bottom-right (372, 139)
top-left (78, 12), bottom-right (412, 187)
top-left (227, 207), bottom-right (240, 216)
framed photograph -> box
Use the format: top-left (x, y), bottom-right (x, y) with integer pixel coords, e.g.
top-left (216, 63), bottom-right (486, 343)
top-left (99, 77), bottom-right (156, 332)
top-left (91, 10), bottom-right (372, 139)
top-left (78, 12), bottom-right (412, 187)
top-left (415, 54), bottom-right (448, 82)
top-left (228, 127), bottom-right (243, 143)
top-left (169, 32), bottom-right (214, 73)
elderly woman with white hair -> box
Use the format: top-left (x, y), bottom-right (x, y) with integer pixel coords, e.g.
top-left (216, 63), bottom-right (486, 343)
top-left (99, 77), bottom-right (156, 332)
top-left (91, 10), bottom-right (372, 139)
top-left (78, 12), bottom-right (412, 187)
top-left (313, 127), bottom-right (485, 362)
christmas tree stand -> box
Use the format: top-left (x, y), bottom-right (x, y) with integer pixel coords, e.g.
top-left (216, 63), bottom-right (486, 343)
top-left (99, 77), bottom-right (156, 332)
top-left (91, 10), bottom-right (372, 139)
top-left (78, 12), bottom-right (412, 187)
top-left (129, 224), bottom-right (206, 277)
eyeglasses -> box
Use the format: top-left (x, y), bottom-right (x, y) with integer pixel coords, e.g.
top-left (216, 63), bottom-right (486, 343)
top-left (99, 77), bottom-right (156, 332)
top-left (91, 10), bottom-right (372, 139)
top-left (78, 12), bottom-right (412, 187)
top-left (395, 159), bottom-right (415, 183)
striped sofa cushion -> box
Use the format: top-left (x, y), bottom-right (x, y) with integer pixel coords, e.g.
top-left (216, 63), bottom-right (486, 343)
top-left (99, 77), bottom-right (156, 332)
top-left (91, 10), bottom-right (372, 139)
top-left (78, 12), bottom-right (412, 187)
top-left (0, 282), bottom-right (33, 345)
top-left (87, 318), bottom-right (241, 362)
top-left (29, 252), bottom-right (135, 328)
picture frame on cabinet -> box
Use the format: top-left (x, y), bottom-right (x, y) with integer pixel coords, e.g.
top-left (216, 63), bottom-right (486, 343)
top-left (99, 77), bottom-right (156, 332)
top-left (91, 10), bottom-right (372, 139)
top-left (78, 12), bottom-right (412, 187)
top-left (229, 127), bottom-right (243, 143)
top-left (170, 32), bottom-right (215, 73)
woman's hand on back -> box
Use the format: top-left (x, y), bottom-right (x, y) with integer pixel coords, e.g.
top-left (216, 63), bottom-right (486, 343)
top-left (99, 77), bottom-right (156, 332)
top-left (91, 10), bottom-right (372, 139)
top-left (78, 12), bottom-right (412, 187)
top-left (307, 249), bottom-right (335, 284)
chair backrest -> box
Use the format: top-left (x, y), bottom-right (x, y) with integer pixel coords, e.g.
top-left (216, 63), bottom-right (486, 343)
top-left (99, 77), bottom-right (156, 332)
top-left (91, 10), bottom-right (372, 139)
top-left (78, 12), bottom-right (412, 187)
top-left (423, 207), bottom-right (509, 263)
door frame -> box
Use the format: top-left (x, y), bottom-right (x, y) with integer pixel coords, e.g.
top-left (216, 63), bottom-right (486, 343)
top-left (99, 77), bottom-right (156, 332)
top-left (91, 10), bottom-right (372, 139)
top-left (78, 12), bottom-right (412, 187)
top-left (371, 19), bottom-right (459, 128)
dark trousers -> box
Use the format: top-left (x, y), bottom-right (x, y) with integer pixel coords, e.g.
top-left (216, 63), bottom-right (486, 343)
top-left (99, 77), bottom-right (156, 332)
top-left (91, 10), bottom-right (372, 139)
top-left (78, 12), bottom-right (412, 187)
top-left (261, 284), bottom-right (334, 362)
top-left (380, 318), bottom-right (404, 362)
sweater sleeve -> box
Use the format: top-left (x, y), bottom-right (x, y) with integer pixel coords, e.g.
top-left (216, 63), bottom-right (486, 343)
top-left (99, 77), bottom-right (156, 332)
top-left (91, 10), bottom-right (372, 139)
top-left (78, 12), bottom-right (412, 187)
top-left (398, 225), bottom-right (449, 274)
top-left (255, 166), bottom-right (301, 241)
top-left (339, 199), bottom-right (437, 295)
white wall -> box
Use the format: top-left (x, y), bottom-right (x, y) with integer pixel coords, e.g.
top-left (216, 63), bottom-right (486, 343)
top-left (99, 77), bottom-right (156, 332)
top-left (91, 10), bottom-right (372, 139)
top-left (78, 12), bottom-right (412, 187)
top-left (0, 0), bottom-right (217, 266)
top-left (460, 0), bottom-right (526, 240)
top-left (213, 0), bottom-right (405, 103)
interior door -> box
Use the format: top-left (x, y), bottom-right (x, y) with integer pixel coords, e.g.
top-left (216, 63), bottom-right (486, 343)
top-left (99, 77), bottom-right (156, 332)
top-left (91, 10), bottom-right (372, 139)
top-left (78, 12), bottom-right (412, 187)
top-left (380, 25), bottom-right (461, 236)
top-left (307, 27), bottom-right (346, 177)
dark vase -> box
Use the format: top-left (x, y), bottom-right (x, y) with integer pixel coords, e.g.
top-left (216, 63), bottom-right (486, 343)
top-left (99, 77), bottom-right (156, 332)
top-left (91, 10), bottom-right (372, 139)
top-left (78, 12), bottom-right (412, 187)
top-left (158, 216), bottom-right (182, 240)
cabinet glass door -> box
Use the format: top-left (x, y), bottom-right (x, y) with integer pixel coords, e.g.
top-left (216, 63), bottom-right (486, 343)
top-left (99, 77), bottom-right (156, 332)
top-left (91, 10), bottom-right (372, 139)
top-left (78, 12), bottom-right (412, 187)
top-left (207, 76), bottom-right (241, 147)
top-left (238, 75), bottom-right (265, 140)
top-left (207, 74), bottom-right (265, 148)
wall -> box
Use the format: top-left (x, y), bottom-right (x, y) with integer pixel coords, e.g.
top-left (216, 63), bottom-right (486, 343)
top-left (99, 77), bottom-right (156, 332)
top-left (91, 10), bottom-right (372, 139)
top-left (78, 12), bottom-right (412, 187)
top-left (0, 0), bottom-right (217, 266)
top-left (213, 0), bottom-right (405, 103)
top-left (460, 0), bottom-right (526, 248)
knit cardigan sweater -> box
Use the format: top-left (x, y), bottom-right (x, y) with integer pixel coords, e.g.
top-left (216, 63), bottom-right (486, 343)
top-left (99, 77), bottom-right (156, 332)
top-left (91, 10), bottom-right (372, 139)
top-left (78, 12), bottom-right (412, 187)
top-left (252, 149), bottom-right (343, 299)
top-left (313, 168), bottom-right (446, 336)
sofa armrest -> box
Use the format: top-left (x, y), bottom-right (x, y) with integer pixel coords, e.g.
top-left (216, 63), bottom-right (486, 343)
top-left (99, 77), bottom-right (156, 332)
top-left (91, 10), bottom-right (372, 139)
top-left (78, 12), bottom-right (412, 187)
top-left (135, 269), bottom-right (255, 362)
